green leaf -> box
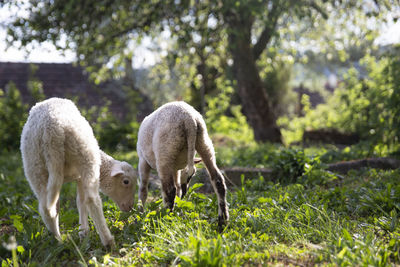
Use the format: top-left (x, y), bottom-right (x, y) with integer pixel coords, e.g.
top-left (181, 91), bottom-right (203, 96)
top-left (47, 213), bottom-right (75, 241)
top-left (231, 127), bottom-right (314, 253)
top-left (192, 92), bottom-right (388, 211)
top-left (103, 254), bottom-right (110, 264)
top-left (176, 199), bottom-right (195, 210)
top-left (337, 247), bottom-right (348, 259)
top-left (190, 183), bottom-right (204, 191)
top-left (10, 215), bottom-right (23, 232)
top-left (342, 228), bottom-right (352, 242)
top-left (17, 246), bottom-right (24, 254)
top-left (146, 211), bottom-right (157, 217)
top-left (257, 197), bottom-right (269, 203)
top-left (192, 193), bottom-right (207, 200)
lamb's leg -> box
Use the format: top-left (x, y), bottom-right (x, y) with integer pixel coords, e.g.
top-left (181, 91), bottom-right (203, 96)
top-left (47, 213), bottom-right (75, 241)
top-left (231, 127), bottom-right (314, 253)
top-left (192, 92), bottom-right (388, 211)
top-left (79, 168), bottom-right (114, 247)
top-left (42, 145), bottom-right (65, 240)
top-left (38, 190), bottom-right (62, 241)
top-left (158, 165), bottom-right (176, 211)
top-left (43, 176), bottom-right (63, 240)
top-left (76, 183), bottom-right (89, 239)
top-left (196, 131), bottom-right (229, 229)
top-left (138, 158), bottom-right (151, 209)
top-left (179, 119), bottom-right (198, 199)
top-left (173, 171), bottom-right (182, 198)
top-left (25, 161), bottom-right (62, 240)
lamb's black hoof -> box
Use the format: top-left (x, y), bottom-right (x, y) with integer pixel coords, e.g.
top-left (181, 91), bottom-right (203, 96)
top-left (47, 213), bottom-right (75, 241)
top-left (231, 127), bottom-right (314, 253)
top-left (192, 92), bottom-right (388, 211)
top-left (181, 183), bottom-right (187, 198)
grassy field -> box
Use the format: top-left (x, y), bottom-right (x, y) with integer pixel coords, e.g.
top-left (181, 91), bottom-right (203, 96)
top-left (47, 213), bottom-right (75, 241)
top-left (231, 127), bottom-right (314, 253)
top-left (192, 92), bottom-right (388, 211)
top-left (1, 146), bottom-right (400, 266)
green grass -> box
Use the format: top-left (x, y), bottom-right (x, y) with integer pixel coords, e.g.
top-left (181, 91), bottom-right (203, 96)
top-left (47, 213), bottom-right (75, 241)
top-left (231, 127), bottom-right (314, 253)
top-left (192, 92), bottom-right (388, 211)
top-left (1, 148), bottom-right (400, 266)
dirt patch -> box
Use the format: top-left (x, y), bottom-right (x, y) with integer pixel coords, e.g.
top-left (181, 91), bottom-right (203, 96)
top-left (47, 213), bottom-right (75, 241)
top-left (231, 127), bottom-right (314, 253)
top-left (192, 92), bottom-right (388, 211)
top-left (0, 218), bottom-right (17, 236)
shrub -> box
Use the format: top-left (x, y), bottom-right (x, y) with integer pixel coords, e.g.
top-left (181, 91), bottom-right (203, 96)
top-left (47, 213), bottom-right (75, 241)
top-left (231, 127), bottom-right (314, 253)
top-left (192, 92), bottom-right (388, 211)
top-left (27, 64), bottom-right (46, 104)
top-left (80, 102), bottom-right (139, 152)
top-left (0, 80), bottom-right (138, 153)
top-left (205, 78), bottom-right (254, 144)
top-left (0, 82), bottom-right (28, 151)
top-left (278, 52), bottom-right (400, 155)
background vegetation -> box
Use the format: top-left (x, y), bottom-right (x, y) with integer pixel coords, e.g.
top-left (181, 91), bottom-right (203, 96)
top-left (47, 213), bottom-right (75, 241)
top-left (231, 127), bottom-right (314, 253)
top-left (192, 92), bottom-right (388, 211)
top-left (1, 0), bottom-right (400, 266)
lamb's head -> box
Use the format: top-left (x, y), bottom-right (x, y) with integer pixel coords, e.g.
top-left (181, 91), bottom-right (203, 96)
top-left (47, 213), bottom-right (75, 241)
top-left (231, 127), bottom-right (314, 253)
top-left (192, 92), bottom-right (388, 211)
top-left (180, 158), bottom-right (202, 198)
top-left (100, 160), bottom-right (137, 212)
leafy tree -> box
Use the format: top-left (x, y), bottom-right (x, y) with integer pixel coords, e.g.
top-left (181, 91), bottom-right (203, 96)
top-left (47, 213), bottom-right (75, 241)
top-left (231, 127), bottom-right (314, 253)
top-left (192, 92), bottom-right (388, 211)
top-left (6, 0), bottom-right (398, 142)
top-left (337, 51), bottom-right (400, 153)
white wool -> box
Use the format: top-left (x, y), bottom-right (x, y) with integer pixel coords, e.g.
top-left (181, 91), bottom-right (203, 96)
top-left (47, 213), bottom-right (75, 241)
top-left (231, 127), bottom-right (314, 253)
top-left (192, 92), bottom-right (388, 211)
top-left (136, 101), bottom-right (229, 227)
top-left (20, 97), bottom-right (137, 247)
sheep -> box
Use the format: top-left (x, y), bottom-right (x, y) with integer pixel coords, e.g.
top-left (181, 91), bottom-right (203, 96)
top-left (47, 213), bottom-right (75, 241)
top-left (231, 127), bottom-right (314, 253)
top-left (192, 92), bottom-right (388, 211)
top-left (137, 101), bottom-right (229, 228)
top-left (20, 97), bottom-right (137, 247)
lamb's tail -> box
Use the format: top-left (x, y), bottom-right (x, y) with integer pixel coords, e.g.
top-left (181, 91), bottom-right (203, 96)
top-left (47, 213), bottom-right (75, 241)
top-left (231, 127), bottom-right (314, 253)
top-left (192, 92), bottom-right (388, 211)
top-left (184, 117), bottom-right (198, 178)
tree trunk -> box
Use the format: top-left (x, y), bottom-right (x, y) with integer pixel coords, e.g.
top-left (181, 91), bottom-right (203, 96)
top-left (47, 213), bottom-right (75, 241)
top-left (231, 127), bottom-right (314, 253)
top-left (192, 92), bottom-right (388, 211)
top-left (226, 16), bottom-right (281, 143)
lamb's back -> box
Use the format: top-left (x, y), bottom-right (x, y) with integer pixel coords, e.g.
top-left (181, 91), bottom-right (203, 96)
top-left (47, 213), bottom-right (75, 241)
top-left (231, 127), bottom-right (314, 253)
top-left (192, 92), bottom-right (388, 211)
top-left (21, 98), bottom-right (100, 171)
top-left (137, 101), bottom-right (200, 169)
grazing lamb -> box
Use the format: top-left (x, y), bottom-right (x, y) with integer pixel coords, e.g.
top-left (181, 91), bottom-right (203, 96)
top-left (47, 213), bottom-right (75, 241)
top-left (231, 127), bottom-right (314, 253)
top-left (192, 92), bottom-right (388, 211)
top-left (20, 98), bottom-right (137, 247)
top-left (137, 101), bottom-right (229, 228)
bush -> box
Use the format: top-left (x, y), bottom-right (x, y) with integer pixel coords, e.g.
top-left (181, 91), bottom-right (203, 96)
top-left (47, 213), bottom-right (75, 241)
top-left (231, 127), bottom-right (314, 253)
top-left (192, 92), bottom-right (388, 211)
top-left (0, 82), bottom-right (28, 151)
top-left (27, 64), bottom-right (46, 104)
top-left (79, 102), bottom-right (139, 152)
top-left (0, 80), bottom-right (138, 153)
top-left (279, 52), bottom-right (400, 155)
top-left (205, 78), bottom-right (254, 144)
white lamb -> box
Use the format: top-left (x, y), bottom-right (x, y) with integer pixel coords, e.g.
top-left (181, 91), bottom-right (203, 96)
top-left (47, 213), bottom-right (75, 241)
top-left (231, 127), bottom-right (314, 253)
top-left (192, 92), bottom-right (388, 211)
top-left (137, 101), bottom-right (229, 228)
top-left (20, 98), bottom-right (137, 247)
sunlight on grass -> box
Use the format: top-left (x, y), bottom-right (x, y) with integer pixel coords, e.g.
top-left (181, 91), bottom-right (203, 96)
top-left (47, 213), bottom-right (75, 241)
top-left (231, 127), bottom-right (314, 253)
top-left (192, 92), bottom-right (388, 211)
top-left (1, 150), bottom-right (400, 266)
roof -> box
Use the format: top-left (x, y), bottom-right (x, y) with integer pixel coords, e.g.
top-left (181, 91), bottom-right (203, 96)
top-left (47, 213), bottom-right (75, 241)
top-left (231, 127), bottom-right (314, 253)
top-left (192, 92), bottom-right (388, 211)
top-left (0, 62), bottom-right (130, 119)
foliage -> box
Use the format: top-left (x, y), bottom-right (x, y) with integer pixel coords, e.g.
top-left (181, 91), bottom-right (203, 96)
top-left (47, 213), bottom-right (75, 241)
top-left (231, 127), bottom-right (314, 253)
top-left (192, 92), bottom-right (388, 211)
top-left (259, 51), bottom-right (296, 116)
top-left (9, 0), bottom-right (397, 142)
top-left (0, 82), bottom-right (28, 151)
top-left (278, 51), bottom-right (400, 155)
top-left (288, 2), bottom-right (384, 92)
top-left (2, 148), bottom-right (400, 266)
top-left (26, 64), bottom-right (46, 104)
top-left (272, 149), bottom-right (319, 184)
top-left (349, 53), bottom-right (400, 153)
top-left (0, 67), bottom-right (46, 152)
top-left (214, 139), bottom-right (380, 169)
top-left (79, 101), bottom-right (139, 152)
top-left (135, 49), bottom-right (198, 107)
top-left (2, 1), bottom-right (298, 75)
top-left (215, 143), bottom-right (276, 168)
top-left (205, 78), bottom-right (254, 144)
top-left (0, 79), bottom-right (138, 153)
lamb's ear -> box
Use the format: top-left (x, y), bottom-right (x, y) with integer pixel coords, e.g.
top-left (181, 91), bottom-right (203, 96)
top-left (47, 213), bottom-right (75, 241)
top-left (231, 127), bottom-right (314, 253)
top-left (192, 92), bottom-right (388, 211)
top-left (194, 157), bottom-right (202, 164)
top-left (110, 163), bottom-right (124, 177)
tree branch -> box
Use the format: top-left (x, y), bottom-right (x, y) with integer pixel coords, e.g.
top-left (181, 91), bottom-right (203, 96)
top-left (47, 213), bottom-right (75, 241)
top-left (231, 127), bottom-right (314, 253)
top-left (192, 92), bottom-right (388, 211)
top-left (252, 2), bottom-right (281, 60)
top-left (308, 1), bottom-right (328, 19)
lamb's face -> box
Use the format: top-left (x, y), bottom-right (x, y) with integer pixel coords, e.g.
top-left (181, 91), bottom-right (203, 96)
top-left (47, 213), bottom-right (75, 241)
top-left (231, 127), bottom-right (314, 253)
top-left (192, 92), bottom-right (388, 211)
top-left (101, 161), bottom-right (137, 212)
